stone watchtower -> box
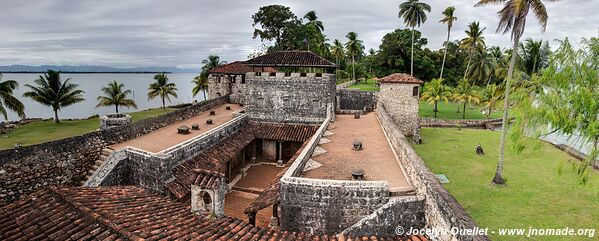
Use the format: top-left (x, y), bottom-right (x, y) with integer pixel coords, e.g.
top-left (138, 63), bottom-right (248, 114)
top-left (377, 73), bottom-right (423, 142)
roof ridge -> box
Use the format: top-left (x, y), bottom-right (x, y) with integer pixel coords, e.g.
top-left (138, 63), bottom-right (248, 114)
top-left (48, 187), bottom-right (144, 241)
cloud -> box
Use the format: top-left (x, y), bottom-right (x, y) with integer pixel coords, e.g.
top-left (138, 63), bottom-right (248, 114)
top-left (0, 0), bottom-right (595, 69)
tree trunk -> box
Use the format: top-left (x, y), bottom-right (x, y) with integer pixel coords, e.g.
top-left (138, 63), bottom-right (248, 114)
top-left (411, 26), bottom-right (415, 76)
top-left (162, 96), bottom-right (166, 110)
top-left (203, 89), bottom-right (207, 101)
top-left (440, 26), bottom-right (451, 79)
top-left (352, 54), bottom-right (356, 81)
top-left (456, 102), bottom-right (460, 113)
top-left (115, 104), bottom-right (119, 114)
top-left (53, 108), bottom-right (60, 123)
top-left (434, 101), bottom-right (438, 118)
top-left (493, 36), bottom-right (520, 185)
top-left (463, 102), bottom-right (467, 119)
top-left (464, 49), bottom-right (473, 79)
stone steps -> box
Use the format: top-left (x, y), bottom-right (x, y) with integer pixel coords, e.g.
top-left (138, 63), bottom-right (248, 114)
top-left (82, 148), bottom-right (113, 184)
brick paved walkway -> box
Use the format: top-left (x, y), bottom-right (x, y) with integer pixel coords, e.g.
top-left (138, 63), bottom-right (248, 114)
top-left (224, 191), bottom-right (273, 227)
top-left (235, 164), bottom-right (283, 190)
top-left (111, 104), bottom-right (241, 152)
top-left (302, 113), bottom-right (412, 189)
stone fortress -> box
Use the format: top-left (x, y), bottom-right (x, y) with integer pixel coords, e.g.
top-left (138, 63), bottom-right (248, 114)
top-left (0, 51), bottom-right (488, 240)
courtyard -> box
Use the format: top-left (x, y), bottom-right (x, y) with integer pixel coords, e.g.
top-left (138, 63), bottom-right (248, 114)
top-left (302, 113), bottom-right (413, 192)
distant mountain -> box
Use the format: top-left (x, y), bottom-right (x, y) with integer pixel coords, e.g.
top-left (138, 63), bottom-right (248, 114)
top-left (0, 65), bottom-right (197, 73)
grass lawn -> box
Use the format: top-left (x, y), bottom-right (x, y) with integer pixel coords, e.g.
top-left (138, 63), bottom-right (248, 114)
top-left (348, 79), bottom-right (380, 92)
top-left (413, 128), bottom-right (599, 241)
top-left (0, 108), bottom-right (175, 150)
top-left (419, 101), bottom-right (503, 120)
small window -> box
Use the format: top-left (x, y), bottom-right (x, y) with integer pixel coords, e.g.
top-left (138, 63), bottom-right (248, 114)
top-left (241, 75), bottom-right (246, 84)
top-left (216, 75), bottom-right (221, 83)
top-left (269, 72), bottom-right (276, 77)
top-left (300, 73), bottom-right (307, 77)
top-left (315, 73), bottom-right (322, 77)
top-left (412, 86), bottom-right (419, 97)
top-left (229, 75), bottom-right (235, 83)
top-left (255, 72), bottom-right (262, 76)
top-left (284, 72), bottom-right (291, 77)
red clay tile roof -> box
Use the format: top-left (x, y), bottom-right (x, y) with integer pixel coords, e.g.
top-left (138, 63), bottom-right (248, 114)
top-left (0, 186), bottom-right (427, 240)
top-left (209, 61), bottom-right (277, 75)
top-left (167, 127), bottom-right (256, 199)
top-left (253, 122), bottom-right (320, 142)
top-left (166, 122), bottom-right (319, 200)
top-left (379, 73), bottom-right (424, 84)
top-left (244, 50), bottom-right (336, 68)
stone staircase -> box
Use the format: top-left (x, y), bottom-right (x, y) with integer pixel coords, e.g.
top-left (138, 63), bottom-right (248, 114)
top-left (82, 147), bottom-right (114, 184)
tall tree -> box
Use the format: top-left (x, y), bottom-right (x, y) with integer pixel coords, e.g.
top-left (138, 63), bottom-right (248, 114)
top-left (512, 38), bottom-right (598, 184)
top-left (0, 74), bottom-right (25, 120)
top-left (345, 32), bottom-right (364, 81)
top-left (475, 0), bottom-right (558, 185)
top-left (518, 38), bottom-right (550, 75)
top-left (23, 70), bottom-right (85, 123)
top-left (468, 46), bottom-right (495, 85)
top-left (439, 6), bottom-right (457, 80)
top-left (331, 39), bottom-right (345, 76)
top-left (304, 10), bottom-right (324, 32)
top-left (96, 81), bottom-right (137, 113)
top-left (398, 0), bottom-right (431, 76)
top-left (481, 83), bottom-right (504, 117)
top-left (452, 78), bottom-right (482, 119)
top-left (420, 78), bottom-right (451, 118)
top-left (460, 21), bottom-right (487, 79)
top-left (192, 75), bottom-right (209, 100)
top-left (200, 55), bottom-right (226, 80)
top-left (252, 5), bottom-right (298, 48)
top-left (148, 73), bottom-right (178, 110)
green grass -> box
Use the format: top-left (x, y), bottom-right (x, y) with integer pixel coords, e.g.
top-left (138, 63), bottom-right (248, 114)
top-left (419, 101), bottom-right (502, 120)
top-left (0, 108), bottom-right (175, 149)
top-left (348, 79), bottom-right (380, 92)
top-left (413, 128), bottom-right (599, 241)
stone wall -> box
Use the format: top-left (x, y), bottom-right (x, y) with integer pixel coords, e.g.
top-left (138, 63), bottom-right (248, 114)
top-left (87, 114), bottom-right (249, 195)
top-left (207, 74), bottom-right (248, 104)
top-left (280, 178), bottom-right (390, 234)
top-left (377, 103), bottom-right (489, 241)
top-left (245, 72), bottom-right (336, 124)
top-left (335, 88), bottom-right (377, 113)
top-left (335, 80), bottom-right (356, 89)
top-left (342, 196), bottom-right (425, 237)
top-left (0, 96), bottom-right (228, 206)
top-left (378, 83), bottom-right (420, 141)
top-left (420, 118), bottom-right (504, 129)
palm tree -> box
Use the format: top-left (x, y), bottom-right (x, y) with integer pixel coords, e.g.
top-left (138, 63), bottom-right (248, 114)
top-left (345, 32), bottom-right (363, 81)
top-left (518, 38), bottom-right (550, 75)
top-left (0, 74), bottom-right (25, 120)
top-left (468, 46), bottom-right (495, 85)
top-left (481, 84), bottom-right (504, 117)
top-left (452, 78), bottom-right (482, 119)
top-left (398, 0), bottom-right (431, 76)
top-left (192, 75), bottom-right (209, 100)
top-left (331, 39), bottom-right (345, 77)
top-left (200, 55), bottom-right (227, 80)
top-left (420, 78), bottom-right (451, 118)
top-left (475, 0), bottom-right (557, 185)
top-left (148, 73), bottom-right (178, 110)
top-left (96, 81), bottom-right (137, 113)
top-left (304, 10), bottom-right (324, 32)
top-left (460, 21), bottom-right (487, 79)
top-left (439, 6), bottom-right (457, 80)
top-left (23, 70), bottom-right (85, 123)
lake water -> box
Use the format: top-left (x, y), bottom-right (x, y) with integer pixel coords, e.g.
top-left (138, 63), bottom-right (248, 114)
top-left (1, 73), bottom-right (205, 121)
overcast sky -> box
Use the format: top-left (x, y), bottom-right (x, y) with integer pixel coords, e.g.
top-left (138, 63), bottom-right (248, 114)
top-left (0, 0), bottom-right (597, 70)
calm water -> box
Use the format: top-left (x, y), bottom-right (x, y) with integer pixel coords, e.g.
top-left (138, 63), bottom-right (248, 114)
top-left (2, 73), bottom-right (205, 121)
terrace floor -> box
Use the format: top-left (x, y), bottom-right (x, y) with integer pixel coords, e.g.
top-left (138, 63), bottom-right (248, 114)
top-left (302, 113), bottom-right (413, 190)
top-left (110, 104), bottom-right (242, 153)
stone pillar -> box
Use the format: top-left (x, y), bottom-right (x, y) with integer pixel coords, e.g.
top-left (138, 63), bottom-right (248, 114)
top-left (249, 141), bottom-right (257, 162)
top-left (277, 142), bottom-right (283, 166)
top-left (270, 203), bottom-right (280, 227)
